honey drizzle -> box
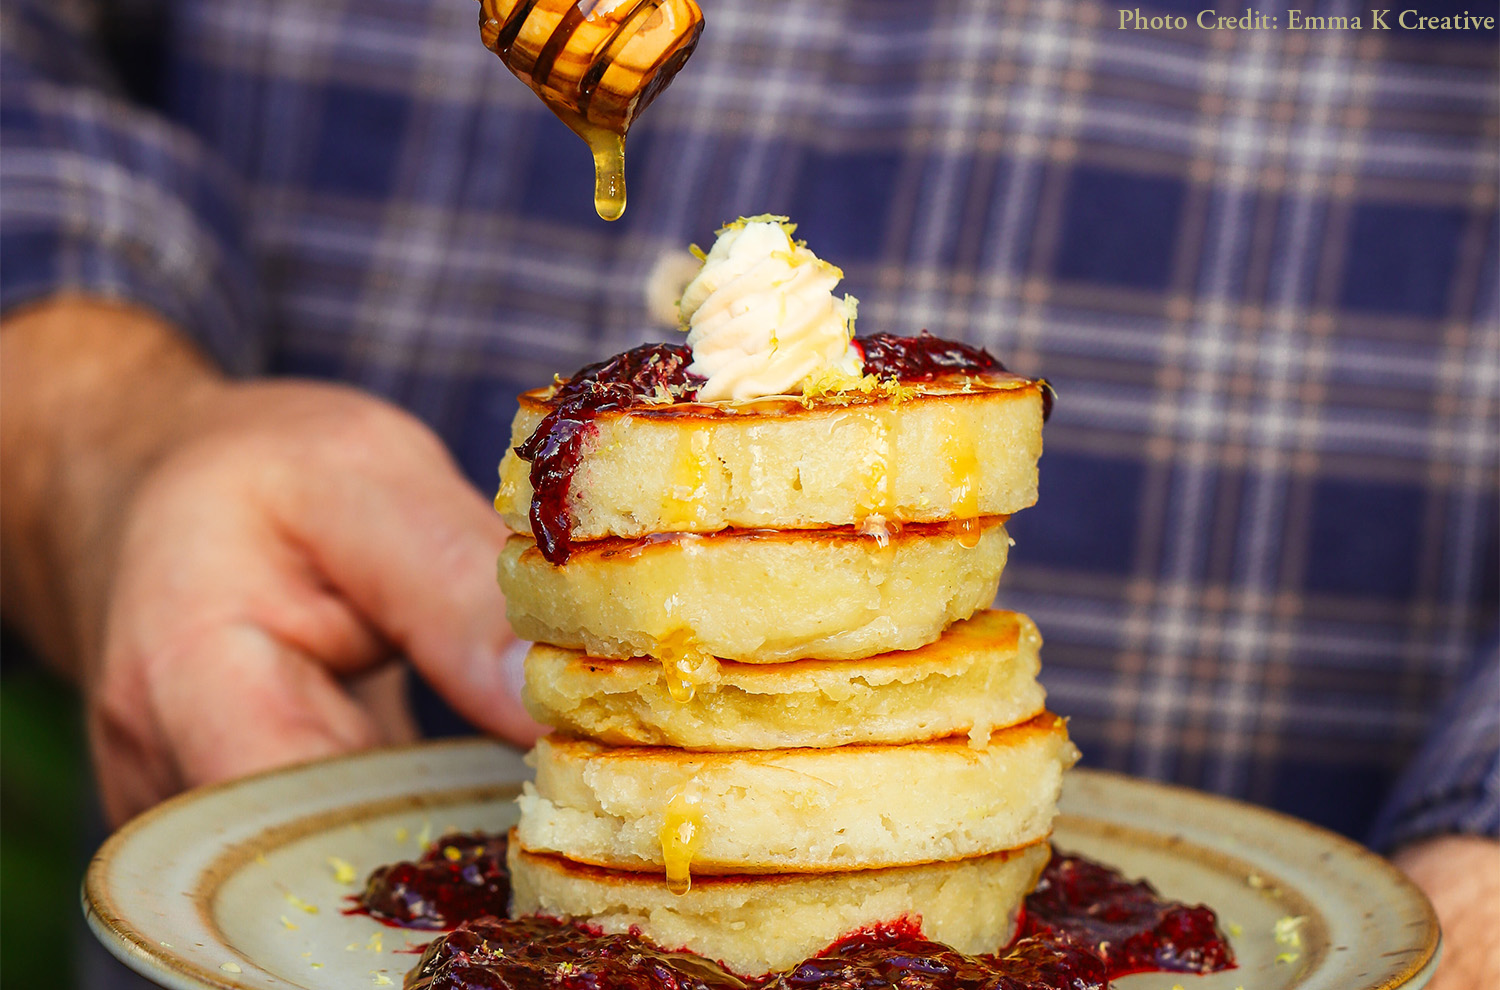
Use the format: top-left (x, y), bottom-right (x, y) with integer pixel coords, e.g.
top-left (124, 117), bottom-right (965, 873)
top-left (656, 628), bottom-right (720, 703)
top-left (585, 123), bottom-right (628, 221)
top-left (661, 427), bottom-right (708, 529)
top-left (659, 786), bottom-right (704, 895)
top-left (943, 418), bottom-right (982, 548)
top-left (854, 407), bottom-right (899, 544)
top-left (524, 4), bottom-right (627, 219)
top-left (479, 0), bottom-right (702, 221)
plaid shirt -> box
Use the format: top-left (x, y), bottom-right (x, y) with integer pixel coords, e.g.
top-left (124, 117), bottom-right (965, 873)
top-left (3, 0), bottom-right (1496, 852)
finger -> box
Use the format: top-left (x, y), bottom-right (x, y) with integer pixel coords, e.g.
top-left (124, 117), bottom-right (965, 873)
top-left (140, 479), bottom-right (392, 677)
top-left (146, 621), bottom-right (382, 788)
top-left (282, 434), bottom-right (542, 744)
top-left (89, 676), bottom-right (182, 826)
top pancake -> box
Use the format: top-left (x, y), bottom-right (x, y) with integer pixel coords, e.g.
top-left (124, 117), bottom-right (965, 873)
top-left (496, 373), bottom-right (1045, 542)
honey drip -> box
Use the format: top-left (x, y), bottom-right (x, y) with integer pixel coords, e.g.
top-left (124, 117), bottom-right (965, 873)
top-left (659, 787), bottom-right (704, 895)
top-left (478, 0), bottom-right (704, 220)
top-left (589, 127), bottom-right (626, 221)
top-left (854, 409), bottom-right (899, 541)
top-left (662, 429), bottom-right (709, 528)
top-left (656, 629), bottom-right (720, 703)
top-left (943, 421), bottom-right (982, 548)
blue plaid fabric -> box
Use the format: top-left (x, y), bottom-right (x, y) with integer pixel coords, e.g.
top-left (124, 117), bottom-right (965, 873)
top-left (3, 0), bottom-right (1496, 849)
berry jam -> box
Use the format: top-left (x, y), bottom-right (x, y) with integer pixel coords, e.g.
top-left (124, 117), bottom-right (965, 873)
top-left (351, 832), bottom-right (510, 930)
top-left (1019, 853), bottom-right (1235, 978)
top-left (514, 342), bottom-right (700, 563)
top-left (855, 331), bottom-right (1005, 381)
top-left (764, 924), bottom-right (1109, 990)
top-left (362, 841), bottom-right (1233, 989)
top-left (857, 331), bottom-right (1055, 422)
top-left (513, 333), bottom-right (1048, 563)
top-left (404, 915), bottom-right (752, 990)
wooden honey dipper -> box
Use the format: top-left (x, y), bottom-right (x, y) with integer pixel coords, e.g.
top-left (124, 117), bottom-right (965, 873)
top-left (480, 0), bottom-right (705, 220)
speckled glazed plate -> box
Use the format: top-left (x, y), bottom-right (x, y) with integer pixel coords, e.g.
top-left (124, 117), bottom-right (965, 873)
top-left (85, 738), bottom-right (1439, 990)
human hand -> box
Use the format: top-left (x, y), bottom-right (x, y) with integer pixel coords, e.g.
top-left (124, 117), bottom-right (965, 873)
top-left (1, 299), bottom-right (544, 825)
top-left (1395, 835), bottom-right (1500, 990)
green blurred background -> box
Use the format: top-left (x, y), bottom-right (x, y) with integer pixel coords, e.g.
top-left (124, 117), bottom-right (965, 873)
top-left (2, 651), bottom-right (87, 988)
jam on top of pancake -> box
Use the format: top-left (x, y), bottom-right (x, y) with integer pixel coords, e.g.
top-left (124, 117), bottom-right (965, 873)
top-left (855, 331), bottom-right (1004, 381)
top-left (513, 342), bottom-right (699, 562)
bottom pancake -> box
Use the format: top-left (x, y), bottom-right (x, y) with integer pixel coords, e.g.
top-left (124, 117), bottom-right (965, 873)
top-left (509, 836), bottom-right (1051, 977)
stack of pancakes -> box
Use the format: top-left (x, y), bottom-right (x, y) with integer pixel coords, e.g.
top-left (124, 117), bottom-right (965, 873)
top-left (494, 370), bottom-right (1075, 977)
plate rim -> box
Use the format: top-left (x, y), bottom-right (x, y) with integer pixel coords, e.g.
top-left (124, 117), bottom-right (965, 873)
top-left (82, 738), bottom-right (1441, 990)
top-left (82, 737), bottom-right (500, 990)
top-left (1056, 767), bottom-right (1441, 990)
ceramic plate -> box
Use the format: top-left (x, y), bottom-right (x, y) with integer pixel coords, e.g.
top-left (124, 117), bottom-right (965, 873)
top-left (85, 738), bottom-right (1439, 990)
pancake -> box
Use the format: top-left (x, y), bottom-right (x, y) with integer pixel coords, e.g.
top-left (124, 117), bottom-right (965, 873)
top-left (499, 517), bottom-right (1010, 665)
top-left (522, 609), bottom-right (1046, 750)
top-left (515, 714), bottom-right (1077, 875)
top-left (496, 374), bottom-right (1045, 541)
top-left (509, 836), bottom-right (1050, 977)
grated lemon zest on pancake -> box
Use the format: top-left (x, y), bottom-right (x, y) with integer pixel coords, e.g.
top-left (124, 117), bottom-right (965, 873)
top-left (799, 369), bottom-right (915, 407)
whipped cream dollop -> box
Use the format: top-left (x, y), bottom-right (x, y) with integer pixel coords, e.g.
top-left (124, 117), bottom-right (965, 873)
top-left (678, 216), bottom-right (862, 402)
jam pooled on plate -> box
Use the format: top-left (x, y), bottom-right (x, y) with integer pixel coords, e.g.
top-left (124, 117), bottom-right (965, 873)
top-left (352, 831), bottom-right (510, 930)
top-left (365, 836), bottom-right (1234, 990)
top-left (1020, 853), bottom-right (1235, 978)
top-left (763, 923), bottom-right (1109, 990)
top-left (403, 915), bottom-right (753, 990)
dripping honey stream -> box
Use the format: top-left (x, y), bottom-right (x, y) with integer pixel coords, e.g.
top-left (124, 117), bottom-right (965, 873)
top-left (479, 0), bottom-right (705, 220)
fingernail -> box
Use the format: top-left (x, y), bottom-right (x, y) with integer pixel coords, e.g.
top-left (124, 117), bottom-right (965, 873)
top-left (468, 639), bottom-right (530, 705)
top-left (500, 638), bottom-right (530, 704)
